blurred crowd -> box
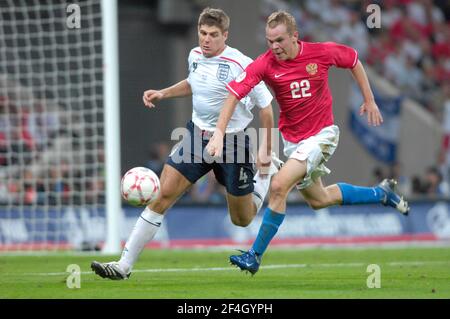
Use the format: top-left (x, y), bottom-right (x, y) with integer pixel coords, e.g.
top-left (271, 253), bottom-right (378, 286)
top-left (370, 162), bottom-right (450, 199)
top-left (365, 0), bottom-right (449, 120)
top-left (0, 77), bottom-right (106, 206)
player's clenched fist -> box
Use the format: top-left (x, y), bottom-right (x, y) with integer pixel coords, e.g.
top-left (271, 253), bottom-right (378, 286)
top-left (206, 131), bottom-right (224, 157)
top-left (143, 89), bottom-right (164, 108)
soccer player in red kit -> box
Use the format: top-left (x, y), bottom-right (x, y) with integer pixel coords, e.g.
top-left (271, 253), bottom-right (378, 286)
top-left (206, 11), bottom-right (410, 275)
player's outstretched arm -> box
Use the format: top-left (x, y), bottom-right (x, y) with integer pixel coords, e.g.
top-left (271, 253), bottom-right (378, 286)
top-left (206, 93), bottom-right (239, 157)
top-left (257, 104), bottom-right (274, 175)
top-left (143, 79), bottom-right (192, 108)
top-left (350, 60), bottom-right (383, 126)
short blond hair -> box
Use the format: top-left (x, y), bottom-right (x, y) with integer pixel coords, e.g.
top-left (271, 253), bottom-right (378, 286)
top-left (198, 8), bottom-right (230, 33)
top-left (266, 11), bottom-right (297, 35)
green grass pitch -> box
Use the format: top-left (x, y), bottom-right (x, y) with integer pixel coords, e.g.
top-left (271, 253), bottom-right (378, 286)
top-left (1, 246), bottom-right (449, 298)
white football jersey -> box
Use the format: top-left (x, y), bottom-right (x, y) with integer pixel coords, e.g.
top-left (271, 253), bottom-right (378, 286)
top-left (187, 46), bottom-right (273, 133)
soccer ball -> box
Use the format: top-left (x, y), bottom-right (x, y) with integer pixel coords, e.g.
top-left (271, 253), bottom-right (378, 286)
top-left (120, 167), bottom-right (160, 206)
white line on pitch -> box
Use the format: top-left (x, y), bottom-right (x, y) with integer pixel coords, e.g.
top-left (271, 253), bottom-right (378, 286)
top-left (22, 260), bottom-right (450, 276)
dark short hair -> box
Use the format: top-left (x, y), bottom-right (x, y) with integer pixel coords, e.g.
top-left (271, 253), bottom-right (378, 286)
top-left (198, 8), bottom-right (230, 33)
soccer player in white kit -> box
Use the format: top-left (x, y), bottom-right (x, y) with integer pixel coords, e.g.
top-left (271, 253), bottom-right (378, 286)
top-left (91, 8), bottom-right (277, 280)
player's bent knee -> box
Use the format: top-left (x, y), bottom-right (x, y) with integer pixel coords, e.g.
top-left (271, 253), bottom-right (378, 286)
top-left (270, 176), bottom-right (288, 197)
top-left (230, 217), bottom-right (252, 227)
top-left (148, 188), bottom-right (176, 213)
top-left (229, 211), bottom-right (253, 227)
top-left (306, 198), bottom-right (329, 210)
top-left (308, 201), bottom-right (326, 210)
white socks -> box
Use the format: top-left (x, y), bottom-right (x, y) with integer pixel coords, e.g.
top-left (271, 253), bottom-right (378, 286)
top-left (252, 169), bottom-right (272, 214)
top-left (118, 207), bottom-right (164, 273)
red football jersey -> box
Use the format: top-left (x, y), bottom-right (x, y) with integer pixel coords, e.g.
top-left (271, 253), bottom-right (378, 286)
top-left (227, 41), bottom-right (358, 143)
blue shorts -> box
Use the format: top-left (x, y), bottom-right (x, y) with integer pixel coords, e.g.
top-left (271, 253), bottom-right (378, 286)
top-left (166, 121), bottom-right (255, 196)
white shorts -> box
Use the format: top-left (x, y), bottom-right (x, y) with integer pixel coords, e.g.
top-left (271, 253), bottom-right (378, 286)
top-left (282, 125), bottom-right (340, 189)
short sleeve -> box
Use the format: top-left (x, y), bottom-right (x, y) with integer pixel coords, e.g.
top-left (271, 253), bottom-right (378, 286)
top-left (247, 81), bottom-right (273, 109)
top-left (323, 42), bottom-right (358, 69)
top-left (186, 50), bottom-right (193, 84)
top-left (226, 54), bottom-right (267, 99)
top-left (186, 48), bottom-right (202, 84)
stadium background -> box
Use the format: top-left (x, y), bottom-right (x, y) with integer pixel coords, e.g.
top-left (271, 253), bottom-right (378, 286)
top-left (116, 0), bottom-right (450, 248)
top-left (0, 0), bottom-right (450, 252)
